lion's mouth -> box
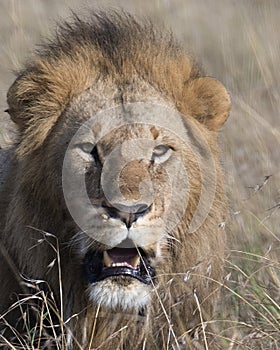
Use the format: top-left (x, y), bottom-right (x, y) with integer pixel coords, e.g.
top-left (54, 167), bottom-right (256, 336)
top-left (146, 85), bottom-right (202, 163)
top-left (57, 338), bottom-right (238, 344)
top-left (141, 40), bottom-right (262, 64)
top-left (84, 247), bottom-right (156, 285)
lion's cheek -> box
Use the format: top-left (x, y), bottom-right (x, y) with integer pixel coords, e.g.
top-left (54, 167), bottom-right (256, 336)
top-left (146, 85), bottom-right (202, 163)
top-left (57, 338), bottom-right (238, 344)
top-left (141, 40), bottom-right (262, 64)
top-left (128, 218), bottom-right (164, 248)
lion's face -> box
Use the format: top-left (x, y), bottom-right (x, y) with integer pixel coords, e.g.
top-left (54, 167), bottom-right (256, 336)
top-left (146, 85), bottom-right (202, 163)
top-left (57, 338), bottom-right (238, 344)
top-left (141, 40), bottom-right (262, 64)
top-left (58, 84), bottom-right (209, 311)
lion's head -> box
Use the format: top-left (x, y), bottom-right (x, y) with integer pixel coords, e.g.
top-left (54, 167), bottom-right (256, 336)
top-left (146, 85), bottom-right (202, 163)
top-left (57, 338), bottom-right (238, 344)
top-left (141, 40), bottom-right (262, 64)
top-left (1, 11), bottom-right (230, 348)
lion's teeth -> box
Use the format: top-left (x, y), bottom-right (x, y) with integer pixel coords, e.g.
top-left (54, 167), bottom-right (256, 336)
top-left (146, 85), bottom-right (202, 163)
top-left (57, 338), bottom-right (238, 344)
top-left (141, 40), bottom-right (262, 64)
top-left (131, 255), bottom-right (140, 268)
top-left (103, 250), bottom-right (141, 269)
top-left (112, 262), bottom-right (129, 267)
top-left (103, 251), bottom-right (113, 267)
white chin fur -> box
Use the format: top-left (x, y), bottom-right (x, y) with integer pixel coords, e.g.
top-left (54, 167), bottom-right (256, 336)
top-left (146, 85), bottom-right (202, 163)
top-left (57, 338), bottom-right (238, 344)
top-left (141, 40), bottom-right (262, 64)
top-left (87, 279), bottom-right (151, 311)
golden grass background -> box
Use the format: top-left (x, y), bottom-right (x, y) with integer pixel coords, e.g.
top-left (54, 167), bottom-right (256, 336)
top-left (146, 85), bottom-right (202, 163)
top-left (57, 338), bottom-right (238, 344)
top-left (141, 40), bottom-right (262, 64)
top-left (0, 0), bottom-right (279, 348)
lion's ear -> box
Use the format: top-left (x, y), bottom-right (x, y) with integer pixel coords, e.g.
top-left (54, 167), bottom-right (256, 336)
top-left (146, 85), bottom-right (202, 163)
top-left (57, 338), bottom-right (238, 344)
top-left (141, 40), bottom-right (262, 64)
top-left (7, 72), bottom-right (35, 130)
top-left (183, 77), bottom-right (230, 131)
top-left (6, 66), bottom-right (68, 156)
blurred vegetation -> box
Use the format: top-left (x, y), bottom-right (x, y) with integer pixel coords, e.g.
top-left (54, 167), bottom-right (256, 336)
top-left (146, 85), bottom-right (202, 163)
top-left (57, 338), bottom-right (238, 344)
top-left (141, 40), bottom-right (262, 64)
top-left (0, 0), bottom-right (279, 348)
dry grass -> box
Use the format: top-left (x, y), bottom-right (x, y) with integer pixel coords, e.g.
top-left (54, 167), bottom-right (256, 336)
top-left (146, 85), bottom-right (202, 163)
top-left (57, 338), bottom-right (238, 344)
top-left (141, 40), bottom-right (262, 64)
top-left (0, 0), bottom-right (279, 349)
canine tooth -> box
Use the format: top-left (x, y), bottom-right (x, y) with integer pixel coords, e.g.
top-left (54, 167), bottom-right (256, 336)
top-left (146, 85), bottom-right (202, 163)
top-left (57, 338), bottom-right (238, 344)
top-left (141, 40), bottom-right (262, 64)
top-left (131, 255), bottom-right (140, 268)
top-left (103, 251), bottom-right (113, 267)
top-left (102, 214), bottom-right (109, 220)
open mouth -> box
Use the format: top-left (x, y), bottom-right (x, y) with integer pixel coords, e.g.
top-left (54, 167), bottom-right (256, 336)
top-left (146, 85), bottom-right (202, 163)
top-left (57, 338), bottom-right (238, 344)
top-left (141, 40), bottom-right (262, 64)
top-left (84, 247), bottom-right (156, 285)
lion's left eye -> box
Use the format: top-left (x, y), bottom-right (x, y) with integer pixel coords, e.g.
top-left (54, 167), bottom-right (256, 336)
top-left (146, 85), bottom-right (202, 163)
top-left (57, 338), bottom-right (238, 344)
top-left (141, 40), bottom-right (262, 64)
top-left (152, 145), bottom-right (171, 163)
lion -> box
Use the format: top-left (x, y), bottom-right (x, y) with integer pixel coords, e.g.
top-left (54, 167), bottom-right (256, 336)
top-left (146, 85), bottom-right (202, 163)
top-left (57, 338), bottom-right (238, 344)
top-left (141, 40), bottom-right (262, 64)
top-left (0, 11), bottom-right (230, 349)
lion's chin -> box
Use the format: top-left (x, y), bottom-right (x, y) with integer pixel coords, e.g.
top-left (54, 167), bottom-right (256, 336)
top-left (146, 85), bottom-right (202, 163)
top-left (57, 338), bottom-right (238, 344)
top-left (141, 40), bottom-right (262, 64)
top-left (87, 278), bottom-right (152, 312)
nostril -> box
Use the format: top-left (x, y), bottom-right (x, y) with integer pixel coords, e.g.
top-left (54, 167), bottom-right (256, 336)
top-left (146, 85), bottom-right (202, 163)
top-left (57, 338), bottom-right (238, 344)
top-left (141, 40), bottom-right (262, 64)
top-left (133, 203), bottom-right (152, 224)
top-left (102, 202), bottom-right (152, 228)
top-left (109, 203), bottom-right (151, 214)
top-left (135, 203), bottom-right (149, 214)
top-left (132, 204), bottom-right (149, 214)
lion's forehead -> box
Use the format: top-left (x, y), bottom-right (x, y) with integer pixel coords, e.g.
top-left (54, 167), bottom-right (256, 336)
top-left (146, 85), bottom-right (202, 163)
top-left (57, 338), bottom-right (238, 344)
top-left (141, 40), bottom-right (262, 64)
top-left (69, 78), bottom-right (172, 115)
top-left (98, 124), bottom-right (154, 155)
top-left (64, 85), bottom-right (193, 160)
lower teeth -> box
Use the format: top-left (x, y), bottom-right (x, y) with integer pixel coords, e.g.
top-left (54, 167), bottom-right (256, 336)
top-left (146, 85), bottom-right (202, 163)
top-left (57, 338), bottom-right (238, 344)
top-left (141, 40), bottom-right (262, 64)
top-left (112, 262), bottom-right (127, 267)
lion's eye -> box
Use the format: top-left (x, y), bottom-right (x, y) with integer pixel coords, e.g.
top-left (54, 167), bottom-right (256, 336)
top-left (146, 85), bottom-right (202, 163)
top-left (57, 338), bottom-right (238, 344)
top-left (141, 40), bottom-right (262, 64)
top-left (153, 145), bottom-right (169, 157)
top-left (80, 142), bottom-right (94, 153)
top-left (152, 145), bottom-right (171, 163)
top-left (79, 143), bottom-right (101, 164)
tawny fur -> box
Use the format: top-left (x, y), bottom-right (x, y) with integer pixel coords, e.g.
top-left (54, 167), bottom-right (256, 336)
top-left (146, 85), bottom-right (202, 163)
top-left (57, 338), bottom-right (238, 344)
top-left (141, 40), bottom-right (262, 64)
top-left (0, 11), bottom-right (230, 349)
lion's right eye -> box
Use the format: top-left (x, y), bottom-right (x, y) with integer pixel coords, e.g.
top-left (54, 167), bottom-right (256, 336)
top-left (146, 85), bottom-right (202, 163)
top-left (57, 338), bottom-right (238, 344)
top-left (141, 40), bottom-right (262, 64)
top-left (80, 142), bottom-right (94, 153)
top-left (78, 143), bottom-right (101, 164)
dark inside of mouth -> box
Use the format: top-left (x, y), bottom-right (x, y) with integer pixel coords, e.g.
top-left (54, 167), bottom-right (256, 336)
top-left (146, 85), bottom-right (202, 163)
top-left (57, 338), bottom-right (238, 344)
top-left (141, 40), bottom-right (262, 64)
top-left (83, 247), bottom-right (156, 285)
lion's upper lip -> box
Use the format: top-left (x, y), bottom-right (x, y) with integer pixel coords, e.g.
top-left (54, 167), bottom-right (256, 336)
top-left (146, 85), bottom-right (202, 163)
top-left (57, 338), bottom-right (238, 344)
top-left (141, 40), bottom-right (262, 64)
top-left (84, 247), bottom-right (156, 285)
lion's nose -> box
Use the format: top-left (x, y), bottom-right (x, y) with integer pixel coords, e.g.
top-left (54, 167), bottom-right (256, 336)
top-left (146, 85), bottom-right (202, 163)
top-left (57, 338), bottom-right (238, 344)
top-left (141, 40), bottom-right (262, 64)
top-left (103, 203), bottom-right (151, 229)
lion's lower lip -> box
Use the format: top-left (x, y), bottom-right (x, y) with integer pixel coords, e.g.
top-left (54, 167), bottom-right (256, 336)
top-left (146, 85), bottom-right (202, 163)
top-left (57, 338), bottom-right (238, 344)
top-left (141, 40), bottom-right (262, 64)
top-left (96, 265), bottom-right (154, 284)
top-left (84, 249), bottom-right (156, 285)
